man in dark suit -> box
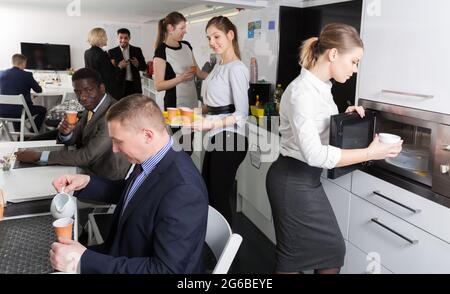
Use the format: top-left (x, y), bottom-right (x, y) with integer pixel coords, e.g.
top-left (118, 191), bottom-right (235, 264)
top-left (15, 68), bottom-right (130, 180)
top-left (50, 94), bottom-right (208, 274)
top-left (108, 28), bottom-right (146, 99)
top-left (0, 53), bottom-right (47, 131)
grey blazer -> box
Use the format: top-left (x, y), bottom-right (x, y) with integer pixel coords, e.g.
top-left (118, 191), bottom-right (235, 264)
top-left (48, 94), bottom-right (130, 180)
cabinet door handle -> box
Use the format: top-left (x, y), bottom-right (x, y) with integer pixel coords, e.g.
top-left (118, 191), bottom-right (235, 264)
top-left (373, 191), bottom-right (421, 214)
top-left (381, 89), bottom-right (433, 99)
top-left (371, 218), bottom-right (419, 245)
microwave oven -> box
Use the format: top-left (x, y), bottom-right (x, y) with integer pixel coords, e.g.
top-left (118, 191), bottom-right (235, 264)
top-left (328, 99), bottom-right (450, 200)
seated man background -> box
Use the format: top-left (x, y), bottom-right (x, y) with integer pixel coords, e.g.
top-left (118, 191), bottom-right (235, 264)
top-left (15, 68), bottom-right (130, 181)
top-left (0, 53), bottom-right (46, 131)
top-left (50, 95), bottom-right (208, 274)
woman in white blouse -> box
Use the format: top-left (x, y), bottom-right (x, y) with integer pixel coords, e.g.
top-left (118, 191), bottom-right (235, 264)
top-left (266, 23), bottom-right (403, 274)
top-left (191, 16), bottom-right (249, 225)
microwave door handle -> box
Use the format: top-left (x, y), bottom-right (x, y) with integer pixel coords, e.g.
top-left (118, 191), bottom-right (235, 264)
top-left (381, 89), bottom-right (434, 99)
top-left (373, 191), bottom-right (421, 214)
top-left (371, 218), bottom-right (419, 245)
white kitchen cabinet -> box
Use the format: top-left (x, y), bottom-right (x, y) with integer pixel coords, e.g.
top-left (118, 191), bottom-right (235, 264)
top-left (237, 152), bottom-right (273, 221)
top-left (321, 169), bottom-right (352, 191)
top-left (357, 0), bottom-right (450, 114)
top-left (236, 150), bottom-right (277, 243)
top-left (321, 178), bottom-right (351, 240)
top-left (344, 242), bottom-right (393, 274)
top-left (352, 170), bottom-right (450, 243)
top-left (348, 194), bottom-right (450, 273)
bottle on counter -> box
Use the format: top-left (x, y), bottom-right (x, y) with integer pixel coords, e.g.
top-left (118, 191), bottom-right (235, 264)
top-left (255, 95), bottom-right (261, 108)
top-left (250, 57), bottom-right (258, 83)
top-left (273, 84), bottom-right (284, 114)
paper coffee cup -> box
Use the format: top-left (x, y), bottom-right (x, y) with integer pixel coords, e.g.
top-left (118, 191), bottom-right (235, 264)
top-left (0, 190), bottom-right (5, 220)
top-left (53, 217), bottom-right (74, 240)
top-left (167, 108), bottom-right (179, 124)
top-left (180, 107), bottom-right (194, 124)
top-left (65, 111), bottom-right (78, 124)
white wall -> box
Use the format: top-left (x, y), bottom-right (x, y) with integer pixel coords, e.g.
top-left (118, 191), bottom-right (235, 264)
top-left (1, 5), bottom-right (279, 82)
top-left (0, 6), bottom-right (157, 71)
top-left (183, 5), bottom-right (280, 84)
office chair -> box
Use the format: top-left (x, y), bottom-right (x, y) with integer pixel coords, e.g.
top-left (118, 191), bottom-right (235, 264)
top-left (205, 206), bottom-right (243, 274)
top-left (0, 94), bottom-right (39, 141)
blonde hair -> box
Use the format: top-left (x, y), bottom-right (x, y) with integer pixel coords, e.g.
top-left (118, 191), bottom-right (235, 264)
top-left (300, 23), bottom-right (363, 69)
top-left (106, 94), bottom-right (166, 133)
top-left (87, 27), bottom-right (107, 47)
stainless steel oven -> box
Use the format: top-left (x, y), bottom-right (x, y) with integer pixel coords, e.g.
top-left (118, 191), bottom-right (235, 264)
top-left (328, 98), bottom-right (450, 200)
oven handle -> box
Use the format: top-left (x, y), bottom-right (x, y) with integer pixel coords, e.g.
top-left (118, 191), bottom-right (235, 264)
top-left (371, 218), bottom-right (419, 245)
top-left (373, 191), bottom-right (421, 214)
top-left (381, 89), bottom-right (434, 99)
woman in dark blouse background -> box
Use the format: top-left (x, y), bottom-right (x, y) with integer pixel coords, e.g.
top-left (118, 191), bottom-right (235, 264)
top-left (84, 27), bottom-right (120, 99)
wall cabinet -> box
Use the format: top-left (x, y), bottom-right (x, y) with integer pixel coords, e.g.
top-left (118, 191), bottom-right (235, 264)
top-left (357, 0), bottom-right (450, 114)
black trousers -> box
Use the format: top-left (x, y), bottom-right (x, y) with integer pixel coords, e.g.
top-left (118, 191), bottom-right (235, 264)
top-left (202, 131), bottom-right (248, 225)
top-left (124, 80), bottom-right (141, 97)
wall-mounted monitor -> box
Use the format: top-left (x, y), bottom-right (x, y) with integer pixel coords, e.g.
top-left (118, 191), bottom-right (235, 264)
top-left (20, 42), bottom-right (71, 70)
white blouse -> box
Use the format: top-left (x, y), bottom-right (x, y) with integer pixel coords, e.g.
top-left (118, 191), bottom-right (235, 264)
top-left (202, 60), bottom-right (249, 137)
top-left (279, 68), bottom-right (342, 169)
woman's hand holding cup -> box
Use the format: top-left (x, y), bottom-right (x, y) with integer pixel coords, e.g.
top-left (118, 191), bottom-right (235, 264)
top-left (367, 134), bottom-right (403, 160)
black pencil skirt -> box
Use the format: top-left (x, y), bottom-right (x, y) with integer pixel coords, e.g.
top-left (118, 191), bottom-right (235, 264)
top-left (266, 155), bottom-right (345, 272)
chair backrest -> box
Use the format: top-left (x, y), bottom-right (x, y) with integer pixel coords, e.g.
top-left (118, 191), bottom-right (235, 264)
top-left (0, 94), bottom-right (38, 140)
top-left (61, 92), bottom-right (77, 103)
top-left (0, 94), bottom-right (25, 106)
top-left (205, 206), bottom-right (243, 274)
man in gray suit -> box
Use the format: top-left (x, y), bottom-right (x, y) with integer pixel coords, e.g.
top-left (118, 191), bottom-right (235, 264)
top-left (15, 68), bottom-right (130, 180)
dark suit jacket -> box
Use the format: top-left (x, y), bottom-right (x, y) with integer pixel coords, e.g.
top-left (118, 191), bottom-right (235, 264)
top-left (84, 46), bottom-right (121, 99)
top-left (76, 148), bottom-right (208, 274)
top-left (0, 67), bottom-right (42, 114)
top-left (48, 94), bottom-right (130, 180)
top-left (108, 45), bottom-right (146, 98)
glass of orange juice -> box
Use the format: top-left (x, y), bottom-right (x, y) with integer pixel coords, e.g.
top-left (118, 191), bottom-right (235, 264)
top-left (65, 111), bottom-right (78, 124)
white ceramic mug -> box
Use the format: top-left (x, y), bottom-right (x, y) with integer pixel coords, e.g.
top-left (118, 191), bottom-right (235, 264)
top-left (50, 187), bottom-right (76, 219)
top-left (379, 133), bottom-right (401, 144)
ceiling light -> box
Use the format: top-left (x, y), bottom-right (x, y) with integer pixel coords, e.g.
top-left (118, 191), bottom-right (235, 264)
top-left (189, 17), bottom-right (215, 24)
top-left (223, 10), bottom-right (240, 17)
top-left (188, 7), bottom-right (215, 16)
top-left (187, 8), bottom-right (241, 25)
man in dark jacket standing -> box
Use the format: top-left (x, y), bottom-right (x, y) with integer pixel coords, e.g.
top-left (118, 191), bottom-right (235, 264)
top-left (0, 54), bottom-right (46, 131)
top-left (108, 28), bottom-right (146, 99)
